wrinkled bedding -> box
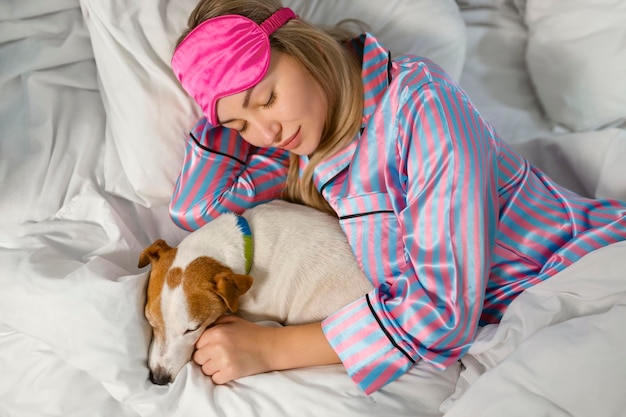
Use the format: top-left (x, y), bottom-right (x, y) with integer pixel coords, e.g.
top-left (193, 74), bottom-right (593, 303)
top-left (1, 0), bottom-right (625, 416)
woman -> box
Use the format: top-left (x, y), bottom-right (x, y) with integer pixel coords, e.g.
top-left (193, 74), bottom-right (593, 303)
top-left (169, 0), bottom-right (626, 394)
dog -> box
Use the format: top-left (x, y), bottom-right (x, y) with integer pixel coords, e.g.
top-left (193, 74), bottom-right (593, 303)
top-left (138, 199), bottom-right (373, 385)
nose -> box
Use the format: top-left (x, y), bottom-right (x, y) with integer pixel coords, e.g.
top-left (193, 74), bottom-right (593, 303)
top-left (252, 115), bottom-right (281, 147)
top-left (149, 366), bottom-right (172, 385)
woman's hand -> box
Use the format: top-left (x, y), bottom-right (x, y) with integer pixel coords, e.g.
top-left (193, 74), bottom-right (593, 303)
top-left (193, 315), bottom-right (341, 385)
top-left (193, 315), bottom-right (275, 384)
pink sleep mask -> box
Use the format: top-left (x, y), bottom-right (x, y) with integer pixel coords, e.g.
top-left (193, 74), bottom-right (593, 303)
top-left (171, 7), bottom-right (297, 126)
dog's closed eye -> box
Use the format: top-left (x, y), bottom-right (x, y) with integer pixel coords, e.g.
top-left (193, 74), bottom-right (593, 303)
top-left (184, 325), bottom-right (200, 335)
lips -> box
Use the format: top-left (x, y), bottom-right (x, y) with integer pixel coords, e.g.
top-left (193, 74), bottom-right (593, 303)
top-left (279, 127), bottom-right (301, 151)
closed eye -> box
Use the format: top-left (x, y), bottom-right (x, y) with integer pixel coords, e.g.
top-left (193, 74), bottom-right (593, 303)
top-left (262, 92), bottom-right (276, 109)
top-left (184, 325), bottom-right (200, 335)
top-left (231, 92), bottom-right (275, 134)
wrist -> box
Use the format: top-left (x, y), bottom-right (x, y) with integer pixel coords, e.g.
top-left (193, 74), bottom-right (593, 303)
top-left (264, 322), bottom-right (340, 372)
top-left (261, 325), bottom-right (285, 372)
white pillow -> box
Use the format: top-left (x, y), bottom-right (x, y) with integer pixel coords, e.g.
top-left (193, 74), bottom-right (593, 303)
top-left (512, 128), bottom-right (626, 202)
top-left (283, 0), bottom-right (466, 75)
top-left (521, 0), bottom-right (626, 131)
top-left (80, 0), bottom-right (466, 206)
top-left (80, 0), bottom-right (203, 207)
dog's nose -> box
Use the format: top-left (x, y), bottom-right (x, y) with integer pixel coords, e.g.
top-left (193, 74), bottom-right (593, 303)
top-left (149, 366), bottom-right (172, 385)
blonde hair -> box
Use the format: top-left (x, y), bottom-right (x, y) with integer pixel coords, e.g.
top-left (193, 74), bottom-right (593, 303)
top-left (178, 0), bottom-right (364, 216)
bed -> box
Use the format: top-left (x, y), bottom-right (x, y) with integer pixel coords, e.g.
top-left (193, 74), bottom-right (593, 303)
top-left (2, 0), bottom-right (626, 415)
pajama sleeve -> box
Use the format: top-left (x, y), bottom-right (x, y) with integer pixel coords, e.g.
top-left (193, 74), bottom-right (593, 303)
top-left (322, 76), bottom-right (500, 394)
top-left (169, 118), bottom-right (289, 231)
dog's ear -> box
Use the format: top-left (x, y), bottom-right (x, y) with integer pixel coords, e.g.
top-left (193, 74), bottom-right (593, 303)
top-left (210, 272), bottom-right (253, 312)
top-left (138, 239), bottom-right (172, 268)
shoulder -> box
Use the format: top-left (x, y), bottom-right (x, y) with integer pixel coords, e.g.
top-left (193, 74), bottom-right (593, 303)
top-left (382, 55), bottom-right (474, 132)
top-left (391, 54), bottom-right (460, 96)
top-left (352, 32), bottom-right (458, 90)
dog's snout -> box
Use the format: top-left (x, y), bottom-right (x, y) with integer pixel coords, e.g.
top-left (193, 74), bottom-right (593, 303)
top-left (149, 366), bottom-right (172, 385)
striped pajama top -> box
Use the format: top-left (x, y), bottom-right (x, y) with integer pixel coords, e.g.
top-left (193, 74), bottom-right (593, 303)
top-left (170, 33), bottom-right (626, 394)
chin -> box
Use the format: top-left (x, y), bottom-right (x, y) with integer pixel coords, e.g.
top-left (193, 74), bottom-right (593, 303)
top-left (294, 137), bottom-right (322, 157)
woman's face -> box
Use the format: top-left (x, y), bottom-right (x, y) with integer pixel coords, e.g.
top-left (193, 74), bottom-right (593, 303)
top-left (216, 50), bottom-right (327, 156)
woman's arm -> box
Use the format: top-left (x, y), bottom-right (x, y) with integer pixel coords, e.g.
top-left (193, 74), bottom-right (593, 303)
top-left (193, 316), bottom-right (340, 384)
top-left (169, 118), bottom-right (290, 231)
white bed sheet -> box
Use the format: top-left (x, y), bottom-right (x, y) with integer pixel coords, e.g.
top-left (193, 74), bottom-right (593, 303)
top-left (1, 0), bottom-right (626, 416)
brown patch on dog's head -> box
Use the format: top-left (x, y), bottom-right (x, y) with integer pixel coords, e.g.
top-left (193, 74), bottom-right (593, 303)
top-left (183, 257), bottom-right (253, 318)
top-left (166, 268), bottom-right (183, 289)
top-left (138, 239), bottom-right (254, 331)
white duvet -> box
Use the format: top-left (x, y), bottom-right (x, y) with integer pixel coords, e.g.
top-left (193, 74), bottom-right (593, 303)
top-left (1, 0), bottom-right (626, 416)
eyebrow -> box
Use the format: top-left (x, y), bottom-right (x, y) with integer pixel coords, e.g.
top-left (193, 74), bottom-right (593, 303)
top-left (242, 86), bottom-right (255, 108)
top-left (218, 86), bottom-right (255, 125)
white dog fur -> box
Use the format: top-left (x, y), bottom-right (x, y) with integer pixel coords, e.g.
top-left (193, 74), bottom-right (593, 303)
top-left (138, 199), bottom-right (373, 385)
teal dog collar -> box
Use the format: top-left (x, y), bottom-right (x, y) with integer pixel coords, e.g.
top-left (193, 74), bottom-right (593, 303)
top-left (234, 214), bottom-right (254, 275)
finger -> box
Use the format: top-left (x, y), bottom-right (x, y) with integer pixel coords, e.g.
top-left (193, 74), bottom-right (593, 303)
top-left (211, 370), bottom-right (232, 385)
top-left (195, 328), bottom-right (212, 349)
top-left (196, 322), bottom-right (230, 350)
top-left (192, 347), bottom-right (209, 365)
top-left (200, 359), bottom-right (216, 376)
top-left (199, 358), bottom-right (236, 386)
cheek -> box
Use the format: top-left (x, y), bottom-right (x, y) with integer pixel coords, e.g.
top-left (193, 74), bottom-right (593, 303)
top-left (293, 86), bottom-right (323, 118)
top-left (239, 130), bottom-right (271, 150)
top-left (305, 86), bottom-right (327, 126)
top-left (238, 131), bottom-right (258, 146)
